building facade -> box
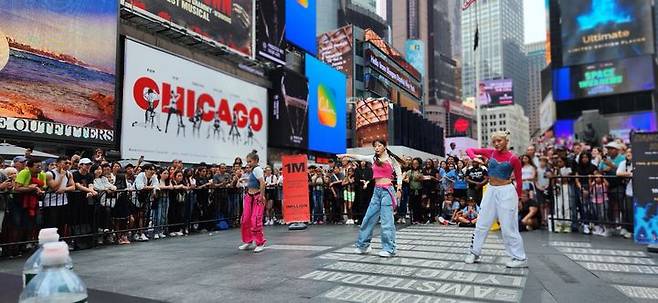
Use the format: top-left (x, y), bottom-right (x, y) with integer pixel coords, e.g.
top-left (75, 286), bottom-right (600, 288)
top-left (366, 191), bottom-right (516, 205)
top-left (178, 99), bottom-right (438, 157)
top-left (480, 104), bottom-right (529, 153)
top-left (461, 0), bottom-right (528, 112)
top-left (526, 41), bottom-right (546, 137)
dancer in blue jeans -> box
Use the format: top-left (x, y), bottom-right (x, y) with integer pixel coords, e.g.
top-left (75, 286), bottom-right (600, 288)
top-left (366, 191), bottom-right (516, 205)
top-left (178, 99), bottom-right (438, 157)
top-left (339, 139), bottom-right (403, 258)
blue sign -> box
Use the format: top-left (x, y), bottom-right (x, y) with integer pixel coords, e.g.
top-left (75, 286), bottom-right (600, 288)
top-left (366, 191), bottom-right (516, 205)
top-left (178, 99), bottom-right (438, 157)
top-left (404, 40), bottom-right (425, 77)
top-left (306, 54), bottom-right (346, 154)
top-left (285, 0), bottom-right (317, 55)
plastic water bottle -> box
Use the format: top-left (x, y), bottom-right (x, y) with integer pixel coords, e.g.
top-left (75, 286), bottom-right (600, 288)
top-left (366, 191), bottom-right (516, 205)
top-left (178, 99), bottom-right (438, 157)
top-left (23, 228), bottom-right (73, 287)
top-left (19, 242), bottom-right (88, 303)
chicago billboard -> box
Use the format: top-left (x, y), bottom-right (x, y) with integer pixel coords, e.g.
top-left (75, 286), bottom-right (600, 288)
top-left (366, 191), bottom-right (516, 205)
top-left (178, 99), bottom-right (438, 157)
top-left (268, 68), bottom-right (308, 149)
top-left (0, 0), bottom-right (118, 145)
top-left (125, 0), bottom-right (254, 58)
top-left (560, 0), bottom-right (654, 66)
top-left (305, 54), bottom-right (346, 154)
top-left (553, 55), bottom-right (655, 101)
top-left (122, 39), bottom-right (267, 163)
top-left (478, 79), bottom-right (514, 107)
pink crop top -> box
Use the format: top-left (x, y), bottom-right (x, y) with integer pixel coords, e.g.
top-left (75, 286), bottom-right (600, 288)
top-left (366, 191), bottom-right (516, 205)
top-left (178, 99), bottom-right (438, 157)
top-left (349, 154), bottom-right (403, 186)
top-left (372, 161), bottom-right (394, 180)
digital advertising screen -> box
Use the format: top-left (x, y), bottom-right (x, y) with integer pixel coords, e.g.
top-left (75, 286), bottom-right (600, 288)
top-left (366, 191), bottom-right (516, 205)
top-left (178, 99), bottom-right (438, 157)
top-left (607, 111), bottom-right (657, 143)
top-left (268, 68), bottom-right (308, 149)
top-left (305, 54), bottom-right (346, 154)
top-left (285, 0), bottom-right (316, 55)
top-left (355, 98), bottom-right (389, 147)
top-left (257, 0), bottom-right (286, 64)
top-left (0, 0), bottom-right (118, 145)
top-left (125, 0), bottom-right (254, 58)
top-left (477, 79), bottom-right (514, 107)
top-left (365, 49), bottom-right (422, 99)
top-left (122, 39), bottom-right (267, 164)
top-left (560, 0), bottom-right (655, 66)
top-left (631, 131), bottom-right (658, 244)
top-left (553, 55), bottom-right (655, 101)
top-left (448, 113), bottom-right (474, 137)
top-left (404, 40), bottom-right (425, 77)
top-left (317, 25), bottom-right (354, 97)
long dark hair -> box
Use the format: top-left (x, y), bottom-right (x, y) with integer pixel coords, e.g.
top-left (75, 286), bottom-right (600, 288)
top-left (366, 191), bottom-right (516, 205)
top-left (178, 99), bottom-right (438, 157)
top-left (372, 139), bottom-right (404, 167)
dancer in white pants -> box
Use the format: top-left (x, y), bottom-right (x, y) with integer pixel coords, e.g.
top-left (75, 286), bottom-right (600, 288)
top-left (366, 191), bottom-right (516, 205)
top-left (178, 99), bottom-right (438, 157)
top-left (464, 130), bottom-right (528, 268)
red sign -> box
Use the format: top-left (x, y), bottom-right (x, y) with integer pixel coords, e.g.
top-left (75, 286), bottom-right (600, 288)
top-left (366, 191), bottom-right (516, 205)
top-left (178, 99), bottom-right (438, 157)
top-left (282, 154), bottom-right (310, 223)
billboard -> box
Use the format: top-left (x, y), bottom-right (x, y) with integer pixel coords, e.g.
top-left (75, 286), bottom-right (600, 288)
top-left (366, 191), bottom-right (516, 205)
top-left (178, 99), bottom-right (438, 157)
top-left (560, 0), bottom-right (655, 66)
top-left (607, 111), bottom-right (657, 143)
top-left (0, 0), bottom-right (117, 145)
top-left (364, 29), bottom-right (421, 81)
top-left (125, 0), bottom-right (254, 58)
top-left (285, 0), bottom-right (316, 55)
top-left (317, 25), bottom-right (354, 97)
top-left (448, 113), bottom-right (474, 138)
top-left (305, 54), bottom-right (346, 154)
top-left (268, 68), bottom-right (308, 149)
top-left (632, 132), bottom-right (658, 244)
top-left (256, 0), bottom-right (286, 64)
top-left (355, 98), bottom-right (390, 147)
top-left (404, 40), bottom-right (425, 77)
top-left (444, 137), bottom-right (478, 159)
top-left (366, 50), bottom-right (422, 99)
top-left (477, 79), bottom-right (514, 107)
top-left (553, 55), bottom-right (655, 101)
top-left (122, 39), bottom-right (267, 164)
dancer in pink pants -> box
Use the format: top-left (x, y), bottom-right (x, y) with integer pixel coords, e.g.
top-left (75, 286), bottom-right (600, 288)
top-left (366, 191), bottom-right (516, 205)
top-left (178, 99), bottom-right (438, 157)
top-left (239, 150), bottom-right (267, 253)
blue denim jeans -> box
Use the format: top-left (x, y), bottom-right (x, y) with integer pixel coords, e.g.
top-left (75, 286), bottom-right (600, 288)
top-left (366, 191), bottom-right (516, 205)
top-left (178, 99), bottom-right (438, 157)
top-left (356, 186), bottom-right (396, 253)
top-left (312, 189), bottom-right (324, 222)
top-left (152, 197), bottom-right (169, 234)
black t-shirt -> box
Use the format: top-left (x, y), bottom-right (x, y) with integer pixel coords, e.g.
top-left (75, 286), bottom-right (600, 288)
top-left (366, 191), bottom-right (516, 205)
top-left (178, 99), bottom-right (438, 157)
top-left (73, 171), bottom-right (94, 188)
top-left (465, 167), bottom-right (488, 189)
top-left (422, 168), bottom-right (438, 190)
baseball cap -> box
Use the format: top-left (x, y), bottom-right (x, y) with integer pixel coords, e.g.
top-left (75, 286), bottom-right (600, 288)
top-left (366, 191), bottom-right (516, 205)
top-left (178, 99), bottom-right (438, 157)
top-left (13, 156), bottom-right (27, 163)
top-left (79, 158), bottom-right (92, 165)
top-left (605, 141), bottom-right (623, 150)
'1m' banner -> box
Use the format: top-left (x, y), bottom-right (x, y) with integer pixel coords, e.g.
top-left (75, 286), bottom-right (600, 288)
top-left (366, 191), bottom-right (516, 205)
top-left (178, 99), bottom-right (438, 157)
top-left (282, 154), bottom-right (310, 223)
top-left (632, 132), bottom-right (658, 244)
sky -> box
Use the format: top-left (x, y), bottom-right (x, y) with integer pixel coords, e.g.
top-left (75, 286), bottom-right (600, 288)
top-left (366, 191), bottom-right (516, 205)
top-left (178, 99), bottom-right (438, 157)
top-left (524, 0), bottom-right (547, 44)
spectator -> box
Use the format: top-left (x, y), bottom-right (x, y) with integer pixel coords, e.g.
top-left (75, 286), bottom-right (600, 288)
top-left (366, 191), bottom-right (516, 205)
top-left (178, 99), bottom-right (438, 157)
top-left (15, 158), bottom-right (47, 243)
top-left (421, 160), bottom-right (439, 224)
top-left (43, 156), bottom-right (75, 241)
top-left (552, 157), bottom-right (574, 233)
top-left (447, 142), bottom-right (459, 158)
top-left (264, 166), bottom-right (278, 226)
top-left (599, 141), bottom-right (625, 231)
top-left (195, 166), bottom-right (212, 232)
top-left (310, 166), bottom-right (325, 224)
top-left (518, 191), bottom-right (540, 231)
top-left (465, 157), bottom-right (488, 206)
top-left (451, 161), bottom-right (468, 199)
top-left (182, 168), bottom-right (197, 235)
top-left (574, 152), bottom-right (597, 234)
top-left (169, 170), bottom-right (187, 237)
top-left (456, 198), bottom-right (479, 227)
top-left (135, 164), bottom-right (159, 241)
top-left (153, 169), bottom-right (173, 239)
top-left (591, 147), bottom-right (603, 167)
top-left (404, 158), bottom-right (423, 224)
top-left (113, 163), bottom-right (133, 245)
top-left (93, 148), bottom-right (106, 164)
top-left (616, 148), bottom-right (633, 239)
top-left (589, 171), bottom-right (609, 236)
top-left (92, 163), bottom-right (117, 245)
top-left (70, 154), bottom-right (81, 171)
top-left (275, 167), bottom-right (284, 224)
top-left (24, 148), bottom-right (33, 158)
top-left (437, 192), bottom-right (459, 225)
top-left (354, 160), bottom-right (373, 224)
top-left (342, 167), bottom-right (356, 225)
top-left (12, 156), bottom-right (27, 172)
top-left (328, 166), bottom-right (344, 224)
top-left (525, 145), bottom-right (540, 167)
top-left (535, 157), bottom-right (552, 226)
top-left (520, 155), bottom-right (537, 193)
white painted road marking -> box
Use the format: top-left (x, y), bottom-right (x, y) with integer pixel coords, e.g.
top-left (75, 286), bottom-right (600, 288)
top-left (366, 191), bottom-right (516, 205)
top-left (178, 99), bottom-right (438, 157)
top-left (565, 254), bottom-right (656, 265)
top-left (322, 285), bottom-right (485, 303)
top-left (613, 285), bottom-right (658, 300)
top-left (266, 244), bottom-right (333, 251)
top-left (556, 247), bottom-right (648, 257)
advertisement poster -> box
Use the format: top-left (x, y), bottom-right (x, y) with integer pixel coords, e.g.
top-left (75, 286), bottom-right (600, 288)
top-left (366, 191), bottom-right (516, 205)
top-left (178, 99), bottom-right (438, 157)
top-left (404, 40), bottom-right (425, 77)
top-left (317, 25), bottom-right (353, 97)
top-left (285, 0), bottom-right (316, 55)
top-left (366, 50), bottom-right (422, 99)
top-left (282, 154), bottom-right (310, 223)
top-left (122, 39), bottom-right (267, 164)
top-left (365, 29), bottom-right (421, 81)
top-left (268, 68), bottom-right (308, 149)
top-left (477, 79), bottom-right (514, 107)
top-left (0, 0), bottom-right (117, 145)
top-left (553, 55), bottom-right (655, 101)
top-left (448, 113), bottom-right (474, 137)
top-left (631, 132), bottom-right (658, 244)
top-left (560, 0), bottom-right (654, 66)
top-left (125, 0), bottom-right (254, 57)
top-left (306, 54), bottom-right (346, 154)
top-left (355, 98), bottom-right (389, 147)
top-left (256, 0), bottom-right (286, 64)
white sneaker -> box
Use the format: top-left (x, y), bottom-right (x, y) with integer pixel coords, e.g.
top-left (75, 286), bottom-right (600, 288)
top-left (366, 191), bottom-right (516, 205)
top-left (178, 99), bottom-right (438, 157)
top-left (506, 259), bottom-right (528, 268)
top-left (169, 232), bottom-right (177, 237)
top-left (159, 233), bottom-right (166, 238)
top-left (464, 253), bottom-right (480, 264)
top-left (254, 245), bottom-right (265, 253)
top-left (592, 225), bottom-right (603, 236)
top-left (140, 234), bottom-right (149, 241)
top-left (354, 246), bottom-right (372, 255)
top-left (378, 251), bottom-right (394, 258)
top-left (401, 218), bottom-right (406, 224)
top-left (601, 227), bottom-right (611, 237)
top-left (583, 224), bottom-right (591, 235)
top-left (621, 228), bottom-right (632, 239)
top-left (239, 242), bottom-right (254, 250)
top-left (153, 234), bottom-right (160, 239)
top-left (176, 232), bottom-right (184, 236)
top-left (438, 217), bottom-right (446, 224)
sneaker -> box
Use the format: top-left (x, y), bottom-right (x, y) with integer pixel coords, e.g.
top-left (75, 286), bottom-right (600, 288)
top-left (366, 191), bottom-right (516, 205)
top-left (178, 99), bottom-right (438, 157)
top-left (169, 232), bottom-right (178, 237)
top-left (354, 246), bottom-right (372, 255)
top-left (400, 218), bottom-right (406, 224)
top-left (448, 221), bottom-right (457, 225)
top-left (159, 233), bottom-right (166, 238)
top-left (438, 217), bottom-right (447, 225)
top-left (140, 234), bottom-right (149, 241)
top-left (464, 253), bottom-right (480, 264)
top-left (133, 233), bottom-right (141, 241)
top-left (254, 245), bottom-right (265, 253)
top-left (176, 231), bottom-right (184, 236)
top-left (378, 251), bottom-right (394, 258)
top-left (592, 225), bottom-right (603, 236)
top-left (600, 227), bottom-right (611, 237)
top-left (583, 224), bottom-right (591, 235)
top-left (153, 234), bottom-right (160, 239)
top-left (239, 242), bottom-right (254, 250)
top-left (318, 221), bottom-right (325, 225)
top-left (620, 228), bottom-right (632, 239)
top-left (97, 238), bottom-right (104, 245)
top-left (506, 259), bottom-right (528, 268)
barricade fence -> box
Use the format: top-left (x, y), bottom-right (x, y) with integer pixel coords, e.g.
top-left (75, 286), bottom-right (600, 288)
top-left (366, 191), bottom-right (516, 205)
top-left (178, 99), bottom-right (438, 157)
top-left (548, 176), bottom-right (632, 232)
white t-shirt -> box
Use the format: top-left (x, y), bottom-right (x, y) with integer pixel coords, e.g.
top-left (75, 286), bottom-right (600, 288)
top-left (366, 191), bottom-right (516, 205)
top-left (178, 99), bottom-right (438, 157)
top-left (252, 166), bottom-right (264, 179)
top-left (521, 165), bottom-right (535, 180)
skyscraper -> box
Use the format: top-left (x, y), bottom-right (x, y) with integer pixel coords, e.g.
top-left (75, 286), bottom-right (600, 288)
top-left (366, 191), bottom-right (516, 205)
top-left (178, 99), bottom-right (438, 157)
top-left (461, 0), bottom-right (528, 112)
top-left (526, 41), bottom-right (546, 137)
